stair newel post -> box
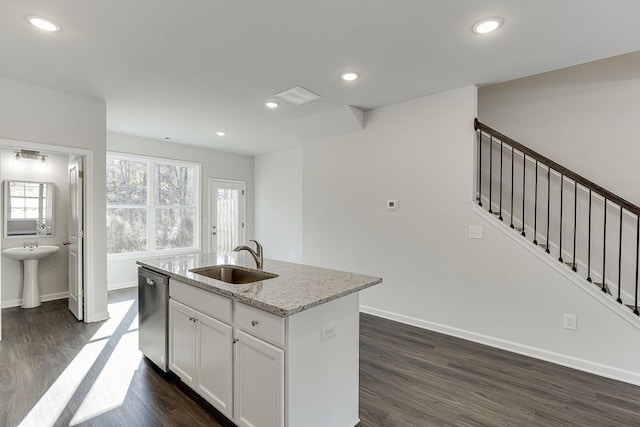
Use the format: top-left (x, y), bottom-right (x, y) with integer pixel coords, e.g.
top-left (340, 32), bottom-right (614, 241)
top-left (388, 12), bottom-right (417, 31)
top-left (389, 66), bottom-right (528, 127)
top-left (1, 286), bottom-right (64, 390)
top-left (587, 189), bottom-right (593, 282)
top-left (602, 198), bottom-right (608, 294)
top-left (521, 154), bottom-right (526, 237)
top-left (510, 146), bottom-right (515, 228)
top-left (635, 215), bottom-right (639, 315)
top-left (572, 181), bottom-right (578, 272)
top-left (559, 174), bottom-right (564, 262)
top-left (489, 135), bottom-right (493, 214)
top-left (533, 160), bottom-right (539, 244)
top-left (617, 206), bottom-right (623, 304)
top-left (499, 141), bottom-right (503, 221)
top-left (545, 166), bottom-right (551, 253)
top-left (477, 130), bottom-right (482, 207)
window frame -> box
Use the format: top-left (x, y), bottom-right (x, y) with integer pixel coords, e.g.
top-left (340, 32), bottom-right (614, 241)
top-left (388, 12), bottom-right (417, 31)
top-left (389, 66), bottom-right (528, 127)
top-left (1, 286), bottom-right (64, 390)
top-left (106, 152), bottom-right (201, 260)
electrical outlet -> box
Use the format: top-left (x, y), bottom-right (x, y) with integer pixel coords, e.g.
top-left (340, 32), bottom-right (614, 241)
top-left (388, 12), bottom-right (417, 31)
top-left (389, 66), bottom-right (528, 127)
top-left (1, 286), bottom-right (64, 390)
top-left (321, 322), bottom-right (336, 341)
top-left (564, 314), bottom-right (577, 331)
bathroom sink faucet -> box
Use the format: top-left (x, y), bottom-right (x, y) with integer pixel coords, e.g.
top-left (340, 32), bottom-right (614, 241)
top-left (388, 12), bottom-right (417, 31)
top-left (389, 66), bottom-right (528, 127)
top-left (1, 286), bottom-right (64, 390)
top-left (23, 241), bottom-right (39, 249)
top-left (233, 240), bottom-right (263, 270)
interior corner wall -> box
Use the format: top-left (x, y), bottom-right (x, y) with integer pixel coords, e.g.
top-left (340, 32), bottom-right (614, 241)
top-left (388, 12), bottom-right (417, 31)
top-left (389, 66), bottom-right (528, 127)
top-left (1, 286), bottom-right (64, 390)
top-left (106, 132), bottom-right (255, 289)
top-left (478, 51), bottom-right (640, 204)
top-left (0, 75), bottom-right (107, 322)
top-left (297, 84), bottom-right (640, 383)
top-left (254, 147), bottom-right (303, 263)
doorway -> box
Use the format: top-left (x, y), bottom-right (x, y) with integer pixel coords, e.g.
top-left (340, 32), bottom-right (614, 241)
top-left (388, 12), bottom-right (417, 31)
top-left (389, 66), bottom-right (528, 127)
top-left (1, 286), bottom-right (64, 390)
top-left (208, 178), bottom-right (246, 253)
top-left (0, 140), bottom-right (92, 340)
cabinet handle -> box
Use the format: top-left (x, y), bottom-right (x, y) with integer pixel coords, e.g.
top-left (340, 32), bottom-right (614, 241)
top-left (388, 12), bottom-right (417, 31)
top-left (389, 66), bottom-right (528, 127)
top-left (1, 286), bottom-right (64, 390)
top-left (251, 320), bottom-right (259, 326)
top-left (233, 338), bottom-right (239, 344)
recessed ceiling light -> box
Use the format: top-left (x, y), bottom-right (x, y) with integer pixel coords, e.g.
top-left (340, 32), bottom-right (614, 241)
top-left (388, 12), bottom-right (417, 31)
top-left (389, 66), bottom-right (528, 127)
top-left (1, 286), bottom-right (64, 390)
top-left (216, 131), bottom-right (227, 137)
top-left (27, 16), bottom-right (61, 32)
top-left (472, 17), bottom-right (503, 34)
top-left (340, 72), bottom-right (359, 81)
top-left (265, 101), bottom-right (279, 109)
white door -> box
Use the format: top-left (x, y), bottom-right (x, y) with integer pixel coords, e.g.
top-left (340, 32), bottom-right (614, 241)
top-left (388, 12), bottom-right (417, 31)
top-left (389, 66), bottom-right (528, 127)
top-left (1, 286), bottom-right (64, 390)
top-left (209, 179), bottom-right (245, 253)
top-left (68, 156), bottom-right (84, 320)
top-left (197, 311), bottom-right (233, 418)
top-left (234, 329), bottom-right (285, 427)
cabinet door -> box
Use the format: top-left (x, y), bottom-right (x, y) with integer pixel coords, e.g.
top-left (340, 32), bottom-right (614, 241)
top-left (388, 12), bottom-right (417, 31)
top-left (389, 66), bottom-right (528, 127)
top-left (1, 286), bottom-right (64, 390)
top-left (234, 329), bottom-right (284, 427)
top-left (169, 299), bottom-right (196, 387)
top-left (196, 312), bottom-right (233, 419)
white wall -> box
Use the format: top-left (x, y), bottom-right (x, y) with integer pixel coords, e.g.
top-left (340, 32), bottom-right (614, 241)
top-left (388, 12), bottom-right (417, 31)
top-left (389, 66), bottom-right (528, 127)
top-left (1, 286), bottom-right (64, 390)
top-left (0, 75), bottom-right (107, 322)
top-left (254, 147), bottom-right (303, 263)
top-left (256, 84), bottom-right (640, 384)
top-left (106, 132), bottom-right (254, 289)
top-left (0, 149), bottom-right (70, 307)
top-left (478, 50), bottom-right (640, 204)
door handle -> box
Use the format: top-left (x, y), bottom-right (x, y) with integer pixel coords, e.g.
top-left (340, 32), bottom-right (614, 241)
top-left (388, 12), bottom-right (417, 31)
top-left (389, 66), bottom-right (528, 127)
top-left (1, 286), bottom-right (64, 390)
top-left (63, 241), bottom-right (71, 246)
top-left (212, 232), bottom-right (217, 236)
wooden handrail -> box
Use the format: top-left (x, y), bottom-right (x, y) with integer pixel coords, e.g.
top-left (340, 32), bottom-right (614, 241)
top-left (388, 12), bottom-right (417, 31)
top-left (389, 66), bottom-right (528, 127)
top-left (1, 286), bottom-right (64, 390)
top-left (475, 119), bottom-right (640, 216)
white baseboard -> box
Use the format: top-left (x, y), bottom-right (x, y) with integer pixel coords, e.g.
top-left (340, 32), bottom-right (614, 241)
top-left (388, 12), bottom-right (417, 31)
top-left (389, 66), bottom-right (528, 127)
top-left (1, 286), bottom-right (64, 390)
top-left (1, 291), bottom-right (69, 309)
top-left (107, 281), bottom-right (137, 291)
top-left (360, 304), bottom-right (640, 387)
top-left (87, 311), bottom-right (110, 323)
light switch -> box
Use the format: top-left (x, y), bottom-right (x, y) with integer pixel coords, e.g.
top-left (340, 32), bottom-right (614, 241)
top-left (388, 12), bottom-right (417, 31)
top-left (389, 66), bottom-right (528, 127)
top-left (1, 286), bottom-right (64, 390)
top-left (469, 225), bottom-right (483, 239)
top-left (387, 200), bottom-right (398, 211)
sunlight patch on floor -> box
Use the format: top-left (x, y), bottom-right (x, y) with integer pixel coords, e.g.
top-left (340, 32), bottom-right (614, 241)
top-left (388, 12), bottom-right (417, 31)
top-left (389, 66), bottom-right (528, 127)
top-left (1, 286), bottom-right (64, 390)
top-left (18, 298), bottom-right (136, 427)
top-left (70, 330), bottom-right (141, 425)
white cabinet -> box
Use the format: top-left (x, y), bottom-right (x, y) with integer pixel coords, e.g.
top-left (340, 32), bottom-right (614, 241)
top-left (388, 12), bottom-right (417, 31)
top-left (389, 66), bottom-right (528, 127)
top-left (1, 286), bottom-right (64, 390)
top-left (169, 278), bottom-right (360, 427)
top-left (234, 329), bottom-right (285, 427)
top-left (169, 299), bottom-right (233, 419)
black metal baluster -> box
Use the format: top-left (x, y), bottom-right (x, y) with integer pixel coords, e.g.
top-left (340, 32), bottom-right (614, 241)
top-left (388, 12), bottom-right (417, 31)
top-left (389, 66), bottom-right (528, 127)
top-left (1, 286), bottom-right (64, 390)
top-left (572, 181), bottom-right (577, 272)
top-left (617, 206), bottom-right (623, 303)
top-left (521, 154), bottom-right (526, 236)
top-left (533, 160), bottom-right (539, 244)
top-left (545, 166), bottom-right (550, 253)
top-left (499, 141), bottom-right (503, 221)
top-left (587, 190), bottom-right (593, 282)
top-left (477, 131), bottom-right (482, 206)
top-left (488, 136), bottom-right (493, 213)
top-left (559, 174), bottom-right (564, 262)
top-left (510, 147), bottom-right (514, 229)
top-left (601, 198), bottom-right (608, 293)
top-left (634, 215), bottom-right (639, 315)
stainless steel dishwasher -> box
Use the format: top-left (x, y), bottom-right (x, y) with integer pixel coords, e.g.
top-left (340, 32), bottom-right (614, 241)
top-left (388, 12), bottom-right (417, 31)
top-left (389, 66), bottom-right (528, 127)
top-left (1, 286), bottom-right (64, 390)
top-left (138, 267), bottom-right (169, 372)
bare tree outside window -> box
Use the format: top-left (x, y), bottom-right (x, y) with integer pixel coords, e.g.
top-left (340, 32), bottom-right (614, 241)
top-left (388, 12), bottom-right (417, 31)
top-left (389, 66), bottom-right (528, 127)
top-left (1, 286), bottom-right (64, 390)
top-left (106, 155), bottom-right (199, 255)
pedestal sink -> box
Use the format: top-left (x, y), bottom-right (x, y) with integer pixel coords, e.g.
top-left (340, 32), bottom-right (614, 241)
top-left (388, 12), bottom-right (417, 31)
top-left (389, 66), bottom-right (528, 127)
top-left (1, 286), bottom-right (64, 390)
top-left (2, 245), bottom-right (61, 308)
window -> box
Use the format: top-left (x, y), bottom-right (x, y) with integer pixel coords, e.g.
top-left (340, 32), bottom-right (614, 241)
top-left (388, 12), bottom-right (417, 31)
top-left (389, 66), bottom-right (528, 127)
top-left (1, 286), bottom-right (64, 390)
top-left (106, 153), bottom-right (200, 256)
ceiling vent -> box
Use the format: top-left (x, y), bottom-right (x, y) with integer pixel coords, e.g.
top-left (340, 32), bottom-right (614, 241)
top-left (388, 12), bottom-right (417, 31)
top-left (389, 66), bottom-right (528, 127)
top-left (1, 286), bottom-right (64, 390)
top-left (274, 86), bottom-right (321, 105)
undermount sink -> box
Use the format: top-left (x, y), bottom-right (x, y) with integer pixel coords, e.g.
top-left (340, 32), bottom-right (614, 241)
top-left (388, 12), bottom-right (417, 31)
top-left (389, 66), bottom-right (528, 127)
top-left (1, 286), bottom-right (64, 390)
top-left (1, 245), bottom-right (61, 308)
top-left (2, 245), bottom-right (60, 261)
top-left (190, 265), bottom-right (278, 284)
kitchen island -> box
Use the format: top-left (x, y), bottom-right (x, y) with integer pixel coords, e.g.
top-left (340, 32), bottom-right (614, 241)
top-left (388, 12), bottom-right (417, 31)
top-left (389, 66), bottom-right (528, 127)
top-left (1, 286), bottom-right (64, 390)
top-left (138, 252), bottom-right (382, 427)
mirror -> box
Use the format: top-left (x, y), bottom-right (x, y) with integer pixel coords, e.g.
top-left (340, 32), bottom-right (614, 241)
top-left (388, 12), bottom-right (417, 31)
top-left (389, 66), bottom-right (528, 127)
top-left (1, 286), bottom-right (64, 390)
top-left (3, 180), bottom-right (55, 237)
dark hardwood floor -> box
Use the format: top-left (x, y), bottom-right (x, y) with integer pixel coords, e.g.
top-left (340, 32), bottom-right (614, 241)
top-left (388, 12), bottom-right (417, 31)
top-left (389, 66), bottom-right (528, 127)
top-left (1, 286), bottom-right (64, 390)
top-left (2, 289), bottom-right (640, 426)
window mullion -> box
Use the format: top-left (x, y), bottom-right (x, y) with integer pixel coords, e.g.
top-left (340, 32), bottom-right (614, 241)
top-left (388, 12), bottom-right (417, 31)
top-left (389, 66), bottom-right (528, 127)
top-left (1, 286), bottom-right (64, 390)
top-left (147, 160), bottom-right (155, 252)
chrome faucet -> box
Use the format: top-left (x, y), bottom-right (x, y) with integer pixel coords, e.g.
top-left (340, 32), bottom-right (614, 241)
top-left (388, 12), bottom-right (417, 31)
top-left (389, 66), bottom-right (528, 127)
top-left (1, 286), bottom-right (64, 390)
top-left (23, 241), bottom-right (39, 249)
top-left (233, 240), bottom-right (263, 270)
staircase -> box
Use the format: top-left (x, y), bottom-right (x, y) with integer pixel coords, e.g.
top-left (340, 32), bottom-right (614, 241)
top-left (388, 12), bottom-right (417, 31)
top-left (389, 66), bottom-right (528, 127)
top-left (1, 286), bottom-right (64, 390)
top-left (474, 119), bottom-right (640, 316)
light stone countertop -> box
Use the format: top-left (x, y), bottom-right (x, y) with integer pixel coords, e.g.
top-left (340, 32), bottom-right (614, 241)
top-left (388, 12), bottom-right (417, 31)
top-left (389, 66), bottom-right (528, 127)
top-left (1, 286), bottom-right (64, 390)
top-left (137, 252), bottom-right (383, 317)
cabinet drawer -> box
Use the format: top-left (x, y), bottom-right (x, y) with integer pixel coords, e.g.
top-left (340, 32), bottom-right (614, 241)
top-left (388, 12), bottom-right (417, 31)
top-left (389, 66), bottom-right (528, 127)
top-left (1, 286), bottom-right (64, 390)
top-left (170, 279), bottom-right (232, 324)
top-left (235, 302), bottom-right (285, 347)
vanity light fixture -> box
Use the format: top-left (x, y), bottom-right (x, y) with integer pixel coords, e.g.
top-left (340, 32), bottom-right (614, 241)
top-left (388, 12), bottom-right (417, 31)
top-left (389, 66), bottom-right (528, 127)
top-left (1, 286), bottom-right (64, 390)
top-left (472, 17), bottom-right (503, 34)
top-left (265, 101), bottom-right (279, 109)
top-left (340, 72), bottom-right (359, 81)
top-left (15, 150), bottom-right (47, 162)
top-left (27, 16), bottom-right (61, 32)
top-left (216, 131), bottom-right (227, 137)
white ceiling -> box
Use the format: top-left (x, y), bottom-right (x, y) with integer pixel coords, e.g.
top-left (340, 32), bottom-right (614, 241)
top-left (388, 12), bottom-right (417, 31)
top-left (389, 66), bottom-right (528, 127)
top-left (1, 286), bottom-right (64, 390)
top-left (1, 1), bottom-right (639, 155)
